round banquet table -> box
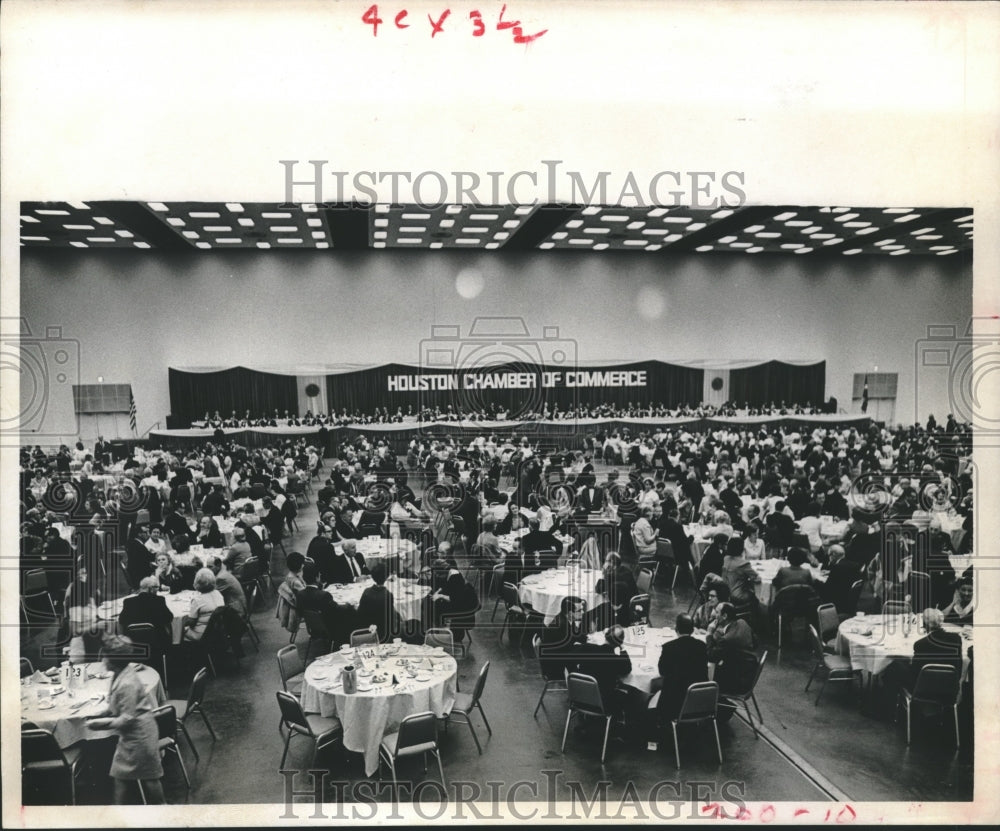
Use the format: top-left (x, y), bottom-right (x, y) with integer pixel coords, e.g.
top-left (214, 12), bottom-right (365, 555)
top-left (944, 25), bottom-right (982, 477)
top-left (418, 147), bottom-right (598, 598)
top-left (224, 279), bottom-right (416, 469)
top-left (300, 643), bottom-right (457, 776)
top-left (518, 567), bottom-right (605, 623)
top-left (173, 547), bottom-right (225, 569)
top-left (835, 614), bottom-right (973, 679)
top-left (750, 559), bottom-right (828, 608)
top-left (335, 537), bottom-right (420, 575)
top-left (325, 576), bottom-right (429, 621)
top-left (586, 624), bottom-right (708, 694)
top-left (496, 527), bottom-right (575, 554)
top-left (21, 662), bottom-right (165, 748)
top-left (97, 589), bottom-right (199, 644)
top-left (816, 517), bottom-right (849, 545)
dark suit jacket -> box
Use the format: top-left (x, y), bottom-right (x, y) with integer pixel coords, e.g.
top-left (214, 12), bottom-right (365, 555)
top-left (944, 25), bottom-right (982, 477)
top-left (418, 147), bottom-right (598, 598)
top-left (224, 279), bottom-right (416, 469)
top-left (521, 529), bottom-right (563, 564)
top-left (658, 517), bottom-right (693, 566)
top-left (823, 558), bottom-right (861, 611)
top-left (575, 486), bottom-right (606, 515)
top-left (657, 635), bottom-right (709, 720)
top-left (356, 585), bottom-right (402, 641)
top-left (163, 512), bottom-right (192, 542)
top-left (540, 618), bottom-right (589, 679)
top-left (911, 629), bottom-right (963, 688)
top-left (119, 592), bottom-right (173, 651)
top-left (572, 642), bottom-right (632, 706)
top-left (297, 584), bottom-right (355, 648)
top-left (306, 536), bottom-right (337, 584)
top-left (328, 551), bottom-right (368, 586)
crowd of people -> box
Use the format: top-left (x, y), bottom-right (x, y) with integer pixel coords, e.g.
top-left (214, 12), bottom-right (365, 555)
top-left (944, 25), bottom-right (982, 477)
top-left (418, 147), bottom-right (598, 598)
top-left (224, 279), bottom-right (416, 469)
top-left (192, 398), bottom-right (853, 429)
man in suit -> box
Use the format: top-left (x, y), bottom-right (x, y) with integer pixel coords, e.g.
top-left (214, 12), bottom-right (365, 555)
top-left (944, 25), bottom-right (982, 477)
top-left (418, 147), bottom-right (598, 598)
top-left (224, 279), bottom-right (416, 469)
top-left (200, 484), bottom-right (229, 518)
top-left (520, 517), bottom-right (563, 573)
top-left (658, 508), bottom-right (693, 571)
top-left (306, 522), bottom-right (338, 585)
top-left (356, 563), bottom-right (402, 642)
top-left (209, 555), bottom-right (247, 618)
top-left (119, 576), bottom-right (173, 652)
top-left (162, 504), bottom-right (191, 543)
top-left (656, 613), bottom-right (708, 722)
top-left (540, 596), bottom-right (589, 679)
top-left (225, 526), bottom-right (254, 576)
top-left (572, 624), bottom-right (633, 714)
top-left (125, 526), bottom-right (156, 590)
top-left (328, 539), bottom-right (368, 585)
top-left (296, 561), bottom-right (353, 648)
top-left (909, 607), bottom-right (963, 689)
top-left (821, 544), bottom-right (861, 612)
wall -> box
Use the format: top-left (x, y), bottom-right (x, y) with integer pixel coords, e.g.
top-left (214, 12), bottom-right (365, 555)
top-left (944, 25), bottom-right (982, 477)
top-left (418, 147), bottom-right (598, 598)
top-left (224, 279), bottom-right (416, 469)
top-left (18, 249), bottom-right (971, 443)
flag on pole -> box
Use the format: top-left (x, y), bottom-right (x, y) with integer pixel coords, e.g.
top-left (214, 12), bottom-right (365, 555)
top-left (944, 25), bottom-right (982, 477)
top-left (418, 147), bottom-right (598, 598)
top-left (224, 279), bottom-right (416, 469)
top-left (861, 375), bottom-right (869, 413)
top-left (129, 389), bottom-right (137, 434)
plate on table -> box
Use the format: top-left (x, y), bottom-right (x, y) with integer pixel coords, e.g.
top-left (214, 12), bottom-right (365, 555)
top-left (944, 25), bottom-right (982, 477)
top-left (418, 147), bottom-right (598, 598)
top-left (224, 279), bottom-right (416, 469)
top-left (416, 672), bottom-right (432, 682)
top-left (92, 671), bottom-right (111, 680)
top-left (356, 682), bottom-right (372, 692)
top-left (50, 685), bottom-right (66, 695)
top-left (37, 700), bottom-right (56, 711)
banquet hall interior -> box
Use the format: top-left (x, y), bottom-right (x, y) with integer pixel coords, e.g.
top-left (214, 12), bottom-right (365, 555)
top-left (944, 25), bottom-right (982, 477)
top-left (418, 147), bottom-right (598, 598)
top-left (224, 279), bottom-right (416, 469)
top-left (15, 199), bottom-right (976, 810)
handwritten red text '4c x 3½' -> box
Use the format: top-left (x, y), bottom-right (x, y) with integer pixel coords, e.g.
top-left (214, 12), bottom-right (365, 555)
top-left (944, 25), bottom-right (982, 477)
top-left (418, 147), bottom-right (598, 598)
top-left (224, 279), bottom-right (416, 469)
top-left (362, 4), bottom-right (548, 43)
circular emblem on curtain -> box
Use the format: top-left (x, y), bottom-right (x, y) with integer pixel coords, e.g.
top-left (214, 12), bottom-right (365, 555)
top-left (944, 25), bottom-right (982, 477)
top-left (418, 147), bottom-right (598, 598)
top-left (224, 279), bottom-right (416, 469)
top-left (305, 383), bottom-right (321, 398)
top-left (711, 376), bottom-right (724, 391)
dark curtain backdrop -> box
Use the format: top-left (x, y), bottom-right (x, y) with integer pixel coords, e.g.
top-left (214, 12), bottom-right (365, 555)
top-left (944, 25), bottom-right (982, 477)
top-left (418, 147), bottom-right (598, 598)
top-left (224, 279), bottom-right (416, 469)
top-left (325, 361), bottom-right (704, 416)
top-left (168, 367), bottom-right (299, 422)
top-left (728, 361), bottom-right (826, 408)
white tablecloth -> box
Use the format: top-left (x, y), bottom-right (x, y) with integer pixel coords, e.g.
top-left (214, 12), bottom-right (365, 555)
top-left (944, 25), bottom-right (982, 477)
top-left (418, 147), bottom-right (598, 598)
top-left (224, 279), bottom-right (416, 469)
top-left (835, 615), bottom-right (973, 678)
top-left (214, 517), bottom-right (237, 545)
top-left (586, 625), bottom-right (707, 693)
top-left (818, 517), bottom-right (849, 543)
top-left (336, 538), bottom-right (420, 574)
top-left (174, 547), bottom-right (225, 569)
top-left (497, 528), bottom-right (575, 554)
top-left (300, 643), bottom-right (457, 776)
top-left (750, 560), bottom-right (827, 607)
top-left (684, 524), bottom-right (717, 566)
top-left (932, 512), bottom-right (968, 551)
top-left (518, 567), bottom-right (605, 623)
top-left (21, 663), bottom-right (165, 748)
top-left (97, 589), bottom-right (198, 644)
top-left (325, 576), bottom-right (429, 621)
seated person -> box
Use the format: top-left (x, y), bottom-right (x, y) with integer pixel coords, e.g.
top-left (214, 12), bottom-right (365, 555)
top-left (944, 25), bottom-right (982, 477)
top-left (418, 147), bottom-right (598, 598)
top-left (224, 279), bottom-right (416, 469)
top-left (472, 517), bottom-right (503, 566)
top-left (772, 547), bottom-right (815, 590)
top-left (821, 543), bottom-right (861, 613)
top-left (329, 538), bottom-right (369, 585)
top-left (741, 521), bottom-right (765, 561)
top-left (209, 555), bottom-right (247, 618)
top-left (705, 601), bottom-right (756, 663)
top-left (656, 613), bottom-right (708, 723)
top-left (796, 502), bottom-right (825, 555)
top-left (540, 596), bottom-right (589, 679)
top-left (427, 569), bottom-right (480, 641)
top-left (225, 527), bottom-right (254, 576)
top-left (153, 552), bottom-right (185, 594)
top-left (356, 563), bottom-right (402, 642)
top-left (909, 607), bottom-right (963, 689)
top-left (572, 624), bottom-right (633, 714)
top-left (697, 533), bottom-right (730, 586)
top-left (119, 576), bottom-right (173, 652)
top-left (182, 568), bottom-right (224, 641)
top-left (520, 516), bottom-right (564, 571)
top-left (143, 525), bottom-right (169, 558)
top-left (940, 578), bottom-right (974, 626)
top-left (194, 515), bottom-right (224, 549)
top-left (692, 583), bottom-right (729, 631)
top-left (297, 561), bottom-right (354, 649)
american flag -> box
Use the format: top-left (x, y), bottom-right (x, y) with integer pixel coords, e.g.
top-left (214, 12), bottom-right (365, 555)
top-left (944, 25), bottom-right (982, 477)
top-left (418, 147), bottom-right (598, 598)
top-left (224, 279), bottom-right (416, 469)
top-left (861, 375), bottom-right (869, 413)
top-left (129, 389), bottom-right (137, 433)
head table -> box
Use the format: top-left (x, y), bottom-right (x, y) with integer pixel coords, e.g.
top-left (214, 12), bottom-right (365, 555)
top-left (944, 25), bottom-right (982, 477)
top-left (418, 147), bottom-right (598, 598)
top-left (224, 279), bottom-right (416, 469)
top-left (301, 642), bottom-right (457, 776)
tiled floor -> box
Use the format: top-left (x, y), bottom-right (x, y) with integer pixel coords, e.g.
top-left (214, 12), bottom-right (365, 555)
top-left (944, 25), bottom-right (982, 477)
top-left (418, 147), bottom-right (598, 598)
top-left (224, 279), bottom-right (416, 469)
top-left (21, 474), bottom-right (974, 810)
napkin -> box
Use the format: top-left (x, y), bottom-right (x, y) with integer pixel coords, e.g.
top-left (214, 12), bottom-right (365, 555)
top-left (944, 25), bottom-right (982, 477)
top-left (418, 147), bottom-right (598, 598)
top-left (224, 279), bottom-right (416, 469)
top-left (31, 670), bottom-right (49, 684)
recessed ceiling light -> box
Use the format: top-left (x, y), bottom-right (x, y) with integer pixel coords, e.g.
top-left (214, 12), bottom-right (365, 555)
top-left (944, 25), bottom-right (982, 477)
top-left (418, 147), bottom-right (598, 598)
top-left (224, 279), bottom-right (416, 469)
top-left (261, 212), bottom-right (292, 219)
top-left (811, 233), bottom-right (834, 240)
top-left (401, 213), bottom-right (430, 220)
top-left (494, 232), bottom-right (509, 240)
top-left (485, 242), bottom-right (500, 249)
top-left (744, 225), bottom-right (765, 233)
top-left (68, 240), bottom-right (85, 247)
top-left (456, 238), bottom-right (480, 245)
top-left (373, 231), bottom-right (387, 240)
top-left (844, 222), bottom-right (871, 228)
top-left (665, 233), bottom-right (683, 243)
top-left (226, 203), bottom-right (244, 212)
top-left (623, 240), bottom-right (646, 246)
top-left (502, 220), bottom-right (520, 229)
top-left (642, 229), bottom-right (667, 236)
top-left (134, 241), bottom-right (151, 249)
top-left (584, 227), bottom-right (610, 234)
top-left (686, 222), bottom-right (706, 232)
top-left (802, 226), bottom-right (821, 234)
top-left (719, 236), bottom-right (736, 244)
top-left (239, 218), bottom-right (255, 227)
top-left (373, 241), bottom-right (386, 248)
top-left (593, 243), bottom-right (609, 250)
top-left (462, 227), bottom-right (489, 234)
top-left (400, 226), bottom-right (426, 233)
top-left (874, 239), bottom-right (895, 247)
top-left (696, 245), bottom-right (713, 252)
top-left (831, 207), bottom-right (851, 213)
top-left (316, 242), bottom-right (330, 249)
top-left (569, 239), bottom-right (593, 245)
top-left (834, 213), bottom-right (859, 222)
top-left (311, 231), bottom-right (325, 239)
top-left (94, 217), bottom-right (114, 225)
top-left (894, 214), bottom-right (920, 223)
top-left (856, 227), bottom-right (879, 235)
top-left (306, 218), bottom-right (322, 227)
top-left (774, 212), bottom-right (796, 221)
top-left (731, 242), bottom-right (753, 248)
top-left (780, 243), bottom-right (803, 249)
top-left (429, 242), bottom-right (443, 249)
top-left (936, 249), bottom-right (957, 255)
top-left (794, 247), bottom-right (813, 254)
top-left (439, 219), bottom-right (455, 228)
top-left (115, 230), bottom-right (134, 238)
top-left (663, 216), bottom-right (692, 224)
top-left (20, 215), bottom-right (39, 223)
top-left (375, 204), bottom-right (390, 214)
top-left (277, 238), bottom-right (303, 244)
top-left (215, 238), bottom-right (242, 244)
top-left (539, 242), bottom-right (555, 249)
top-left (22, 235), bottom-right (50, 242)
top-left (882, 208), bottom-right (912, 214)
top-left (601, 215), bottom-right (630, 222)
top-left (785, 220), bottom-right (812, 227)
top-left (270, 226), bottom-right (298, 233)
top-left (446, 204), bottom-right (464, 214)
top-left (890, 249), bottom-right (910, 255)
top-left (257, 242), bottom-right (271, 249)
top-left (64, 224), bottom-right (94, 231)
top-left (167, 217), bottom-right (185, 227)
top-left (470, 214), bottom-right (498, 221)
top-left (712, 209), bottom-right (735, 219)
top-left (929, 245), bottom-right (953, 251)
top-left (514, 206), bottom-right (534, 215)
top-left (551, 232), bottom-right (567, 240)
top-left (645, 244), bottom-right (662, 252)
top-left (843, 249), bottom-right (861, 255)
top-left (196, 242), bottom-right (211, 249)
top-left (747, 246), bottom-right (763, 253)
top-left (822, 238), bottom-right (843, 245)
top-left (916, 235), bottom-right (942, 241)
top-left (397, 238), bottom-right (422, 244)
top-left (756, 232), bottom-right (780, 238)
top-left (182, 231), bottom-right (199, 239)
top-left (204, 225), bottom-right (232, 232)
top-left (627, 221), bottom-right (645, 230)
top-left (908, 228), bottom-right (935, 236)
top-left (647, 208), bottom-right (668, 218)
top-left (148, 202), bottom-right (169, 212)
top-left (374, 218), bottom-right (388, 227)
top-left (190, 211), bottom-right (221, 219)
top-left (882, 244), bottom-right (904, 250)
top-left (302, 204), bottom-right (317, 212)
top-left (68, 201), bottom-right (90, 211)
top-left (36, 209), bottom-right (70, 216)
top-left (86, 237), bottom-right (115, 243)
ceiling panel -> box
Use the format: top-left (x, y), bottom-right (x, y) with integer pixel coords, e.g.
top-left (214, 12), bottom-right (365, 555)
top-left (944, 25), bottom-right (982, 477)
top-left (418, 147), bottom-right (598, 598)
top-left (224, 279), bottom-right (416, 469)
top-left (143, 202), bottom-right (333, 249)
top-left (372, 204), bottom-right (538, 249)
top-left (19, 202), bottom-right (154, 249)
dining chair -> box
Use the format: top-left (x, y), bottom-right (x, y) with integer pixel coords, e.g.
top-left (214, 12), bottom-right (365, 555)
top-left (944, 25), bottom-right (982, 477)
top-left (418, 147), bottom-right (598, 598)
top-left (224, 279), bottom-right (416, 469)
top-left (686, 562), bottom-right (703, 615)
top-left (277, 644), bottom-right (306, 695)
top-left (441, 661), bottom-right (492, 754)
top-left (23, 568), bottom-right (48, 594)
top-left (164, 667), bottom-right (218, 761)
top-left (302, 610), bottom-right (333, 664)
top-left (378, 711), bottom-right (444, 787)
top-left (635, 567), bottom-right (654, 595)
top-left (805, 624), bottom-right (861, 706)
top-left (21, 728), bottom-right (84, 805)
top-left (561, 672), bottom-right (614, 764)
top-left (532, 634), bottom-right (568, 716)
top-left (125, 622), bottom-right (169, 687)
top-left (276, 690), bottom-right (343, 768)
top-left (721, 650), bottom-right (767, 738)
top-left (655, 537), bottom-right (677, 586)
top-left (241, 583), bottom-right (261, 651)
top-left (350, 628), bottom-right (380, 648)
top-left (146, 705), bottom-right (191, 794)
top-left (816, 603), bottom-right (840, 653)
top-left (671, 681), bottom-right (723, 768)
top-left (898, 664), bottom-right (961, 747)
top-left (627, 593), bottom-right (651, 626)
